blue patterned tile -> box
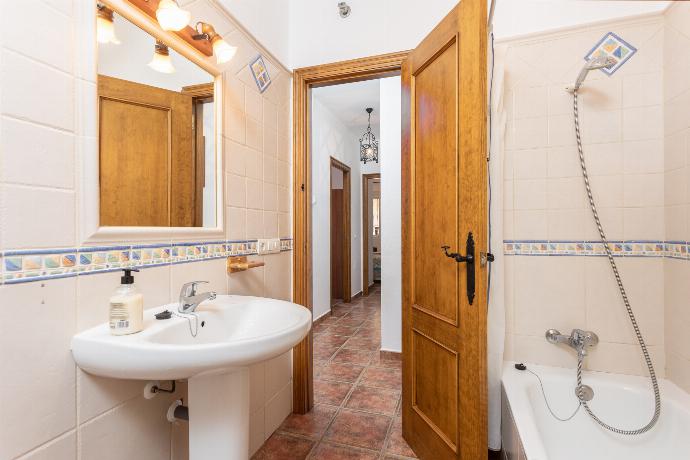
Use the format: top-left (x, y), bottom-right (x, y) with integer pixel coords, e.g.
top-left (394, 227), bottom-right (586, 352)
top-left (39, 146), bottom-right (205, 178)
top-left (585, 32), bottom-right (637, 76)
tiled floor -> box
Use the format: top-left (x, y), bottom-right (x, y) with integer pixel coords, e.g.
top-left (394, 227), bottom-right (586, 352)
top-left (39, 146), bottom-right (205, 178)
top-left (253, 285), bottom-right (416, 459)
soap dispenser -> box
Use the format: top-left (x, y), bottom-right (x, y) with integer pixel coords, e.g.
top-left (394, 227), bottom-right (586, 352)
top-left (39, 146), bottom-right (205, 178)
top-left (109, 268), bottom-right (144, 335)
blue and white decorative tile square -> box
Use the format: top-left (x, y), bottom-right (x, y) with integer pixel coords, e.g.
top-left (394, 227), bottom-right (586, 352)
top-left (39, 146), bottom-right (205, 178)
top-left (586, 32), bottom-right (637, 76)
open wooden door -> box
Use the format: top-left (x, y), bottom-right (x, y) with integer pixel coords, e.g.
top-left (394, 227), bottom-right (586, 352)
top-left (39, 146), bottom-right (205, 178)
top-left (401, 1), bottom-right (488, 459)
top-left (98, 75), bottom-right (195, 227)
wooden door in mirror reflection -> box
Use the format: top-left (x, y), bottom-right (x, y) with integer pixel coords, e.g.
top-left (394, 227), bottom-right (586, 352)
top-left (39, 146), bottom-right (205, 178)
top-left (98, 75), bottom-right (195, 227)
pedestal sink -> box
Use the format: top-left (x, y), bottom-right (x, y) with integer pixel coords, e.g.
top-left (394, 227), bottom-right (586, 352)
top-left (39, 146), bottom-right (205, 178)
top-left (71, 295), bottom-right (311, 460)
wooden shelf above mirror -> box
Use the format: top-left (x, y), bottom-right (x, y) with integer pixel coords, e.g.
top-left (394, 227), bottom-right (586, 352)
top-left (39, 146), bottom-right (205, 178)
top-left (125, 0), bottom-right (213, 57)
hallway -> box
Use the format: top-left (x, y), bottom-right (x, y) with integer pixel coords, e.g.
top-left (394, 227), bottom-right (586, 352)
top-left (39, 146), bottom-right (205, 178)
top-left (253, 285), bottom-right (415, 459)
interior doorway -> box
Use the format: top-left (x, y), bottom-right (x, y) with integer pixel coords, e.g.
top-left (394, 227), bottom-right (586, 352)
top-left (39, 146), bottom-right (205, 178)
top-left (330, 157), bottom-right (351, 305)
top-left (362, 173), bottom-right (381, 297)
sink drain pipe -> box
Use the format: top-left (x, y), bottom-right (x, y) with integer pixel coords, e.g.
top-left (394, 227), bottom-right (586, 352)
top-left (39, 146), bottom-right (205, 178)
top-left (167, 399), bottom-right (189, 422)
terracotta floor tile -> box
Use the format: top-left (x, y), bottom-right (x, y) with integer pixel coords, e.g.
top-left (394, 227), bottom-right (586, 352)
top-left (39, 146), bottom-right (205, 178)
top-left (345, 385), bottom-right (400, 415)
top-left (370, 353), bottom-right (402, 369)
top-left (360, 367), bottom-right (402, 390)
top-left (344, 336), bottom-right (380, 351)
top-left (314, 342), bottom-right (342, 361)
top-left (338, 317), bottom-right (367, 328)
top-left (317, 362), bottom-right (365, 383)
top-left (314, 379), bottom-right (353, 406)
top-left (315, 334), bottom-right (350, 348)
top-left (386, 418), bottom-right (417, 458)
top-left (279, 404), bottom-right (338, 439)
top-left (251, 432), bottom-right (315, 460)
top-left (320, 316), bottom-right (342, 326)
top-left (333, 348), bottom-right (376, 366)
top-left (329, 324), bottom-right (361, 337)
top-left (314, 322), bottom-right (332, 334)
top-left (310, 442), bottom-right (380, 460)
top-left (324, 409), bottom-right (392, 450)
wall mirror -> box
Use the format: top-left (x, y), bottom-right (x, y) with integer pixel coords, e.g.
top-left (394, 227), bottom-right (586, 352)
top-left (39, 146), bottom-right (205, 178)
top-left (96, 3), bottom-right (219, 229)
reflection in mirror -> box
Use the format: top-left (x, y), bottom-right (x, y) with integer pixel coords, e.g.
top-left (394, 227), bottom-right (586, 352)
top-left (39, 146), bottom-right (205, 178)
top-left (97, 7), bottom-right (216, 227)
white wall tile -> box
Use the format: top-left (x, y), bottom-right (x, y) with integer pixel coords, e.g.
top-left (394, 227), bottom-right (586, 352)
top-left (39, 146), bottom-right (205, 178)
top-left (623, 105), bottom-right (663, 141)
top-left (246, 178), bottom-right (264, 210)
top-left (247, 209), bottom-right (264, 238)
top-left (18, 431), bottom-right (76, 460)
top-left (246, 118), bottom-right (262, 151)
top-left (0, 0), bottom-right (73, 73)
top-left (624, 173), bottom-right (664, 207)
top-left (2, 185), bottom-right (75, 249)
top-left (623, 72), bottom-right (663, 108)
top-left (1, 117), bottom-right (75, 189)
top-left (513, 148), bottom-right (547, 180)
top-left (226, 173), bottom-right (247, 207)
top-left (1, 50), bottom-right (74, 131)
top-left (263, 182), bottom-right (278, 211)
top-left (79, 396), bottom-right (174, 460)
top-left (263, 381), bottom-right (292, 437)
top-left (513, 256), bottom-right (585, 337)
top-left (624, 139), bottom-right (665, 174)
top-left (514, 179), bottom-right (546, 210)
top-left (0, 279), bottom-right (77, 460)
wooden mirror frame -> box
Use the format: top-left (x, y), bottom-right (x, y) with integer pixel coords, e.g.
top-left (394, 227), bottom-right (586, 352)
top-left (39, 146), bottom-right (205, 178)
top-left (78, 0), bottom-right (225, 243)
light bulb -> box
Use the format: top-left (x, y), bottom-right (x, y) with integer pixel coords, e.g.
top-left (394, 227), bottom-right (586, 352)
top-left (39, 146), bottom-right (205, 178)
top-left (156, 0), bottom-right (191, 31)
top-left (212, 37), bottom-right (237, 64)
top-left (96, 6), bottom-right (120, 44)
top-left (148, 41), bottom-right (175, 73)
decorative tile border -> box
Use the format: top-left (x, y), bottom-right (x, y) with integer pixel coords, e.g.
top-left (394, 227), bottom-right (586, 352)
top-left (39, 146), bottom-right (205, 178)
top-left (1, 238), bottom-right (294, 285)
top-left (504, 240), bottom-right (688, 259)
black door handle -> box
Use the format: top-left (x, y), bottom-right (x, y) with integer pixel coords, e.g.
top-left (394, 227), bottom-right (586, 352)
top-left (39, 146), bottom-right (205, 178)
top-left (442, 232), bottom-right (476, 305)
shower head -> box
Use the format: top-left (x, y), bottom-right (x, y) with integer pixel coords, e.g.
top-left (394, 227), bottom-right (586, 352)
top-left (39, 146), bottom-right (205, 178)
top-left (585, 56), bottom-right (618, 70)
top-left (567, 56), bottom-right (617, 93)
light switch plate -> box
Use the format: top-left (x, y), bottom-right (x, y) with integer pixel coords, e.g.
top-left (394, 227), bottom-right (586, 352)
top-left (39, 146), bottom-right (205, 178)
top-left (257, 238), bottom-right (281, 255)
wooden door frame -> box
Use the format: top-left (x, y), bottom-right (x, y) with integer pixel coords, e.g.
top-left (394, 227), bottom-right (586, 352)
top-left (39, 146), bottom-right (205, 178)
top-left (292, 51), bottom-right (409, 413)
top-left (330, 157), bottom-right (352, 304)
top-left (361, 173), bottom-right (381, 297)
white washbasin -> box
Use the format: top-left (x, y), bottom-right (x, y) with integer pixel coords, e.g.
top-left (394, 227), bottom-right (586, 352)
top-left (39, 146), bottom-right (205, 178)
top-left (71, 295), bottom-right (312, 381)
top-left (71, 295), bottom-right (311, 460)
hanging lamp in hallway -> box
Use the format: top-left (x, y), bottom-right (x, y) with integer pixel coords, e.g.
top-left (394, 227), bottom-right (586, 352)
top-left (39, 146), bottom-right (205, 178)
top-left (359, 107), bottom-right (379, 164)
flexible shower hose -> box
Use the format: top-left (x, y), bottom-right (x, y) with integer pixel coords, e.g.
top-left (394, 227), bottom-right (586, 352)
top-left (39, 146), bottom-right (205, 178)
top-left (572, 90), bottom-right (661, 435)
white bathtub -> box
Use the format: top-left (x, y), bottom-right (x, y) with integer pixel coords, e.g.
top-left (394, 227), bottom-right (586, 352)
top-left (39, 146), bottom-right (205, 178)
top-left (501, 362), bottom-right (690, 460)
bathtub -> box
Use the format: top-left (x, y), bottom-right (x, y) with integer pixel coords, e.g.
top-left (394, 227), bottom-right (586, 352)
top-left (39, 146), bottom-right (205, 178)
top-left (501, 362), bottom-right (690, 460)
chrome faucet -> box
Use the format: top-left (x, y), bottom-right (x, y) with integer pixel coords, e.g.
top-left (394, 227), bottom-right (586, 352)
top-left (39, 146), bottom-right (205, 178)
top-left (178, 281), bottom-right (217, 314)
top-left (546, 328), bottom-right (599, 358)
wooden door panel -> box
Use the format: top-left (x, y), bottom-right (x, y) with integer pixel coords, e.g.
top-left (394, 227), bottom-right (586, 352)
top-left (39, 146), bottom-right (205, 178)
top-left (99, 97), bottom-right (170, 226)
top-left (331, 189), bottom-right (344, 301)
top-left (412, 330), bottom-right (459, 449)
top-left (402, 1), bottom-right (488, 459)
top-left (98, 75), bottom-right (195, 227)
top-left (413, 38), bottom-right (459, 325)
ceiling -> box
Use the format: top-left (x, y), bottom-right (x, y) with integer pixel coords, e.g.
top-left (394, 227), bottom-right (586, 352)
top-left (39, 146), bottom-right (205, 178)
top-left (312, 79), bottom-right (380, 133)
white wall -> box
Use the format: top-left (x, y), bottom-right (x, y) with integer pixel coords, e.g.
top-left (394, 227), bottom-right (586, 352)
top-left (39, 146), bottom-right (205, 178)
top-left (290, 0), bottom-right (457, 68)
top-left (290, 0), bottom-right (670, 69)
top-left (311, 96), bottom-right (364, 320)
top-left (492, 0), bottom-right (670, 40)
top-left (380, 76), bottom-right (402, 353)
top-left (212, 0), bottom-right (291, 68)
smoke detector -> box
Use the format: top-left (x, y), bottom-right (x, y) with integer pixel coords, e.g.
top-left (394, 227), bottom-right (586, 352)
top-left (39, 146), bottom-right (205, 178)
top-left (338, 2), bottom-right (351, 18)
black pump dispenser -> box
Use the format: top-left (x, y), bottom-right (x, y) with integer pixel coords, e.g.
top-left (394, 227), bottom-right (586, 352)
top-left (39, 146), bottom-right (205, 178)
top-left (120, 268), bottom-right (139, 285)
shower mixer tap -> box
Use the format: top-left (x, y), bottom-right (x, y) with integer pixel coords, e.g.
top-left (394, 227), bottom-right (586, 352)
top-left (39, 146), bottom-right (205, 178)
top-left (545, 328), bottom-right (599, 358)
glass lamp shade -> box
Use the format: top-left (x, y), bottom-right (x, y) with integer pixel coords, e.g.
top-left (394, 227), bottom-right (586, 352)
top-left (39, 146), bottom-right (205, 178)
top-left (148, 49), bottom-right (175, 73)
top-left (156, 0), bottom-right (191, 31)
top-left (96, 15), bottom-right (120, 44)
top-left (212, 37), bottom-right (237, 64)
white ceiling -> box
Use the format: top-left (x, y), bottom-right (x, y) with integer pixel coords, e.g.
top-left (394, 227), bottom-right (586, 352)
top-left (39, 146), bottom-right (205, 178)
top-left (312, 79), bottom-right (380, 134)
